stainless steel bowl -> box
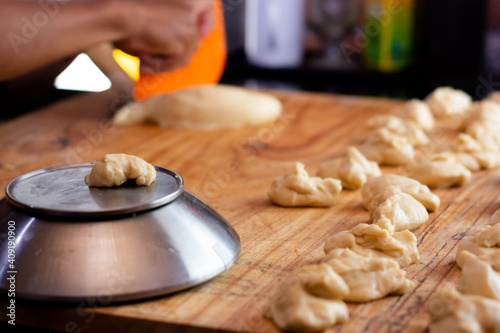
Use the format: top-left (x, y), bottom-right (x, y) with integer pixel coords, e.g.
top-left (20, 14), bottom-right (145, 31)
top-left (0, 162), bottom-right (240, 303)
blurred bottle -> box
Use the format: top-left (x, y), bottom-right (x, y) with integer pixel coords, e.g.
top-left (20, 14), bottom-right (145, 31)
top-left (362, 0), bottom-right (415, 72)
top-left (245, 0), bottom-right (305, 68)
top-left (308, 0), bottom-right (360, 69)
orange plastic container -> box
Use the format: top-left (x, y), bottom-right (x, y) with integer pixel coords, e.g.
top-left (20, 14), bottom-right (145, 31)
top-left (134, 0), bottom-right (227, 101)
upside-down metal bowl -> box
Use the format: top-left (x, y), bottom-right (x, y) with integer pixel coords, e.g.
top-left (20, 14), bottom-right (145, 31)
top-left (0, 162), bottom-right (240, 303)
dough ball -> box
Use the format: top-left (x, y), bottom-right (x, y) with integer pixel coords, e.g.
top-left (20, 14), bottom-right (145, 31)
top-left (85, 154), bottom-right (156, 187)
top-left (113, 84), bottom-right (283, 129)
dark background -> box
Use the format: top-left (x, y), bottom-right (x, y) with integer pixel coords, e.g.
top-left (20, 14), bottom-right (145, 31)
top-left (221, 0), bottom-right (497, 100)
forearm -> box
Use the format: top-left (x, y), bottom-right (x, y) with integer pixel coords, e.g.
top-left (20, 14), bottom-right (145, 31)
top-left (0, 0), bottom-right (131, 81)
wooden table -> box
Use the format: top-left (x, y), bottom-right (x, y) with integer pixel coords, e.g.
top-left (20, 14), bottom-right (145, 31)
top-left (1, 88), bottom-right (499, 332)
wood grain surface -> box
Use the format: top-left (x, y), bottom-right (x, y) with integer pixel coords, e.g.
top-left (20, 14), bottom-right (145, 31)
top-left (0, 88), bottom-right (499, 333)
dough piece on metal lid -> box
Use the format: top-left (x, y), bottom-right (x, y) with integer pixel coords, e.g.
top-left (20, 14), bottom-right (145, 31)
top-left (85, 154), bottom-right (156, 187)
top-left (112, 84), bottom-right (283, 129)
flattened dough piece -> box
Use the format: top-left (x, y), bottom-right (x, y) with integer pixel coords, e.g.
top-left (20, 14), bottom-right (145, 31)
top-left (361, 174), bottom-right (441, 212)
top-left (427, 287), bottom-right (500, 333)
top-left (266, 264), bottom-right (349, 332)
top-left (425, 86), bottom-right (472, 117)
top-left (361, 128), bottom-right (415, 166)
top-left (369, 186), bottom-right (429, 234)
top-left (316, 146), bottom-right (381, 189)
top-left (324, 223), bottom-right (419, 268)
top-left (322, 248), bottom-right (414, 302)
top-left (85, 154), bottom-right (156, 187)
top-left (408, 159), bottom-right (471, 188)
top-left (113, 84), bottom-right (283, 129)
top-left (268, 162), bottom-right (342, 207)
top-left (458, 251), bottom-right (500, 301)
top-left (456, 223), bottom-right (500, 270)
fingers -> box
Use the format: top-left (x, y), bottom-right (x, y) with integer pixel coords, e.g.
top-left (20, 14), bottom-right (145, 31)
top-left (114, 0), bottom-right (215, 74)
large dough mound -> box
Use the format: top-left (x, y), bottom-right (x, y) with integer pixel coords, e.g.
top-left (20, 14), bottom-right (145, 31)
top-left (316, 146), bottom-right (381, 189)
top-left (266, 264), bottom-right (349, 332)
top-left (361, 174), bottom-right (440, 212)
top-left (85, 154), bottom-right (156, 187)
top-left (324, 223), bottom-right (419, 268)
top-left (268, 162), bottom-right (342, 207)
top-left (113, 84), bottom-right (283, 129)
top-left (322, 248), bottom-right (414, 302)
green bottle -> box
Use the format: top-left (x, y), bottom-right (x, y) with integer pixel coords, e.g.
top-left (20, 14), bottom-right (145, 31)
top-left (362, 0), bottom-right (415, 72)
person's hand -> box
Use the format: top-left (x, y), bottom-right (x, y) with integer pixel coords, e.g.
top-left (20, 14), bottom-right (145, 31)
top-left (115, 0), bottom-right (215, 74)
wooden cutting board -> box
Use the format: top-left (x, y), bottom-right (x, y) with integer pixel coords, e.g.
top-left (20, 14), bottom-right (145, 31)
top-left (0, 88), bottom-right (499, 333)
